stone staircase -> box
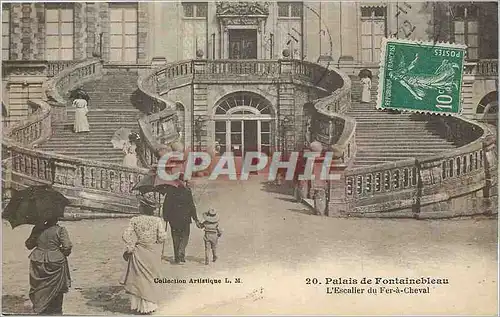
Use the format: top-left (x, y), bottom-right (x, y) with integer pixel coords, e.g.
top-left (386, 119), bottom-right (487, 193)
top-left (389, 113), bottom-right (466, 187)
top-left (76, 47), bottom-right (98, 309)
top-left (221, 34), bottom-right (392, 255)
top-left (38, 72), bottom-right (143, 164)
top-left (348, 76), bottom-right (459, 167)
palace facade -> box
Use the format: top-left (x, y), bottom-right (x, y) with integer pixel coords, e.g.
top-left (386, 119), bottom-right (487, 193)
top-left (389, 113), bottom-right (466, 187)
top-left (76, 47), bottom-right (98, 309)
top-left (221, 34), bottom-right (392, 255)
top-left (1, 2), bottom-right (497, 218)
top-left (2, 2), bottom-right (498, 64)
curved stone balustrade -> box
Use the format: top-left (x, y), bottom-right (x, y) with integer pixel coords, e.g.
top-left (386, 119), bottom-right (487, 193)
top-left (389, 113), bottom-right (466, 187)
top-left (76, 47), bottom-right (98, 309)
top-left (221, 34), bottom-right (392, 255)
top-left (7, 100), bottom-right (52, 146)
top-left (45, 58), bottom-right (104, 122)
top-left (2, 59), bottom-right (149, 217)
top-left (46, 60), bottom-right (81, 77)
top-left (137, 108), bottom-right (179, 167)
top-left (3, 138), bottom-right (149, 213)
top-left (137, 59), bottom-right (356, 170)
top-left (464, 59), bottom-right (498, 77)
top-left (4, 57), bottom-right (495, 220)
top-left (341, 116), bottom-right (496, 218)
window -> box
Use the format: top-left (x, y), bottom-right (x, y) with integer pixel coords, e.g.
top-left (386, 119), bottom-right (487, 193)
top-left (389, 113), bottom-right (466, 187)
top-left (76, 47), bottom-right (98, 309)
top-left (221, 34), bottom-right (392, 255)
top-left (45, 4), bottom-right (74, 60)
top-left (109, 4), bottom-right (137, 62)
top-left (360, 6), bottom-right (386, 63)
top-left (278, 2), bottom-right (303, 18)
top-left (452, 4), bottom-right (479, 60)
top-left (2, 5), bottom-right (9, 60)
top-left (182, 2), bottom-right (207, 18)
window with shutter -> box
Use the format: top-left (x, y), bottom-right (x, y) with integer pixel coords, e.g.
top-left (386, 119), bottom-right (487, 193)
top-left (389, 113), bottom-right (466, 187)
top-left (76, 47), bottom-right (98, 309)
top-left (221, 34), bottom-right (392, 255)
top-left (360, 6), bottom-right (386, 63)
top-left (45, 4), bottom-right (74, 61)
top-left (452, 4), bottom-right (479, 60)
top-left (109, 4), bottom-right (138, 62)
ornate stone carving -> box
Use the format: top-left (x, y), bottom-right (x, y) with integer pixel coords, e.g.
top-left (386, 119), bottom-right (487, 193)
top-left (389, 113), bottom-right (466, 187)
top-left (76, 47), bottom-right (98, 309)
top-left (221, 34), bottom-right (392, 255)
top-left (3, 64), bottom-right (47, 77)
top-left (216, 2), bottom-right (269, 16)
top-left (221, 16), bottom-right (261, 26)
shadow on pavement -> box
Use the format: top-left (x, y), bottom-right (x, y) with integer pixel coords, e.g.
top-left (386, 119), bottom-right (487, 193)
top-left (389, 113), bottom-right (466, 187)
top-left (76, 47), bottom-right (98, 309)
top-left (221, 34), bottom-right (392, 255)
top-left (161, 255), bottom-right (207, 265)
top-left (80, 285), bottom-right (132, 314)
top-left (287, 208), bottom-right (315, 216)
top-left (1, 295), bottom-right (33, 315)
top-left (277, 197), bottom-right (298, 203)
top-left (260, 181), bottom-right (294, 196)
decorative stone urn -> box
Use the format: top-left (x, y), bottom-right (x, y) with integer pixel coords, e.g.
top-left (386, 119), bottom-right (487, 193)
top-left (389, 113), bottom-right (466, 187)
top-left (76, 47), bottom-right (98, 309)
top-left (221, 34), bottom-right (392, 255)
top-left (170, 141), bottom-right (184, 152)
top-left (310, 141), bottom-right (323, 152)
top-left (196, 49), bottom-right (204, 59)
top-left (314, 188), bottom-right (327, 216)
top-left (330, 144), bottom-right (343, 159)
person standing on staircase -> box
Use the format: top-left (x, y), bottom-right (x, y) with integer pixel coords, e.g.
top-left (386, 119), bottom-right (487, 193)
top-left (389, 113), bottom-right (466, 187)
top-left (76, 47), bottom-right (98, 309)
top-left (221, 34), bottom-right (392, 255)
top-left (123, 133), bottom-right (140, 168)
top-left (360, 75), bottom-right (372, 103)
top-left (72, 91), bottom-right (90, 133)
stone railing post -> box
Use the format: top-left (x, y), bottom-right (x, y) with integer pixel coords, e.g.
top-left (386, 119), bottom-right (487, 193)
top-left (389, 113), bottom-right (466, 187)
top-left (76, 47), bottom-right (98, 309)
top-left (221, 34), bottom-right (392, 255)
top-left (280, 59), bottom-right (293, 75)
top-left (419, 159), bottom-right (442, 187)
top-left (193, 60), bottom-right (207, 75)
top-left (461, 62), bottom-right (477, 118)
top-left (327, 160), bottom-right (348, 217)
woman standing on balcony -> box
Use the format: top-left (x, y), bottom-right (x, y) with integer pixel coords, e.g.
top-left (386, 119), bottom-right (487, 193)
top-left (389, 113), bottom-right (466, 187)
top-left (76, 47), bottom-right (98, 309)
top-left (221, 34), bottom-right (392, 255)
top-left (72, 91), bottom-right (90, 133)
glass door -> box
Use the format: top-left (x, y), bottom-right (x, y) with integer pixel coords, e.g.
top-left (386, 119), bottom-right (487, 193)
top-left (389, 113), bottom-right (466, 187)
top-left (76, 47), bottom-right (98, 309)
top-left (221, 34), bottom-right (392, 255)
top-left (230, 121), bottom-right (243, 156)
top-left (215, 119), bottom-right (273, 157)
top-left (260, 120), bottom-right (271, 156)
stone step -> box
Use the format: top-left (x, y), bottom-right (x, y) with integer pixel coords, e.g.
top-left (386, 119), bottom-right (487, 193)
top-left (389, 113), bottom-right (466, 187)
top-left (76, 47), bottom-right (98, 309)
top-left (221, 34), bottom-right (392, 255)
top-left (38, 143), bottom-right (125, 149)
top-left (356, 151), bottom-right (448, 157)
top-left (42, 72), bottom-right (142, 161)
top-left (39, 150), bottom-right (124, 157)
top-left (355, 142), bottom-right (455, 148)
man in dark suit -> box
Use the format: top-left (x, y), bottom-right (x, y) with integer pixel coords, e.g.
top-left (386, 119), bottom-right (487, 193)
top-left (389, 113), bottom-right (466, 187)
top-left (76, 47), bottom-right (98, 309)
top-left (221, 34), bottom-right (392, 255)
top-left (162, 179), bottom-right (201, 264)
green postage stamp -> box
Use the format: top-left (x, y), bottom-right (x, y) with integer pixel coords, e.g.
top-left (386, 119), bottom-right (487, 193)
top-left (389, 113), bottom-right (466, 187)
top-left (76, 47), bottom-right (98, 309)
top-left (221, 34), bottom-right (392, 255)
top-left (377, 38), bottom-right (467, 115)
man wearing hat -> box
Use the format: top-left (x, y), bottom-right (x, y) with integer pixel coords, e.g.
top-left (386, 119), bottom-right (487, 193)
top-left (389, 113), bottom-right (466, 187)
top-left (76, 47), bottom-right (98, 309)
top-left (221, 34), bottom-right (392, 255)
top-left (200, 208), bottom-right (222, 265)
top-left (162, 174), bottom-right (201, 264)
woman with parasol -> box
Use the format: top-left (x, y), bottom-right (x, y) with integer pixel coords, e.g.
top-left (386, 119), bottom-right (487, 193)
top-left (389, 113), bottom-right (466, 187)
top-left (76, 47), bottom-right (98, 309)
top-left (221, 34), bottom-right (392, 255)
top-left (72, 90), bottom-right (90, 133)
top-left (122, 132), bottom-right (140, 168)
top-left (358, 69), bottom-right (372, 103)
top-left (3, 185), bottom-right (73, 315)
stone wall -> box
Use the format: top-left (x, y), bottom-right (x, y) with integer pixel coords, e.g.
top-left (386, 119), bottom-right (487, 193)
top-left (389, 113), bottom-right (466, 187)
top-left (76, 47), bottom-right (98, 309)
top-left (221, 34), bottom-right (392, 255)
top-left (4, 2), bottom-right (149, 63)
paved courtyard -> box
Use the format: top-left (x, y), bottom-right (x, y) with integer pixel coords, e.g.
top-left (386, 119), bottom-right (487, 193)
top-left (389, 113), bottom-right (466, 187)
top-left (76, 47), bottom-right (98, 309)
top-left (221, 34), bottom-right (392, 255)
top-left (2, 176), bottom-right (498, 315)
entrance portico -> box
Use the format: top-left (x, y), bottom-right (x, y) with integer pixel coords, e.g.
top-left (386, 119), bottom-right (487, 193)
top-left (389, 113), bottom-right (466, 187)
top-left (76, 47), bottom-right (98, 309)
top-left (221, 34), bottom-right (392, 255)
top-left (216, 2), bottom-right (269, 59)
top-left (213, 92), bottom-right (275, 157)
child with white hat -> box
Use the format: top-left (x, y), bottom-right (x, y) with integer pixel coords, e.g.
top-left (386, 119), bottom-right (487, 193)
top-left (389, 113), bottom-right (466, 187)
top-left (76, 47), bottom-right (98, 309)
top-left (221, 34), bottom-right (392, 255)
top-left (201, 208), bottom-right (222, 265)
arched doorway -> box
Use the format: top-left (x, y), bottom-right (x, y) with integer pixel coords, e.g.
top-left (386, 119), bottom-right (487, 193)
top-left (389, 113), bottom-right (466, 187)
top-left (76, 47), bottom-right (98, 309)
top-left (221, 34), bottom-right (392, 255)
top-left (476, 91), bottom-right (498, 125)
top-left (214, 92), bottom-right (274, 157)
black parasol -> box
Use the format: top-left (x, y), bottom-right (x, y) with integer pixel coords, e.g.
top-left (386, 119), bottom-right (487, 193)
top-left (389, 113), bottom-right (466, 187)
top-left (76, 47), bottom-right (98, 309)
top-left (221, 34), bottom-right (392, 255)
top-left (358, 69), bottom-right (373, 79)
top-left (69, 88), bottom-right (90, 102)
top-left (2, 185), bottom-right (71, 228)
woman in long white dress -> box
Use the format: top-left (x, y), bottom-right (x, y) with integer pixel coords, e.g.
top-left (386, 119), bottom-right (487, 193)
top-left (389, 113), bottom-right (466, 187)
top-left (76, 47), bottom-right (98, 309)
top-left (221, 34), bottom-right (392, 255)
top-left (361, 76), bottom-right (372, 103)
top-left (73, 97), bottom-right (90, 133)
top-left (123, 133), bottom-right (139, 168)
top-left (121, 196), bottom-right (166, 314)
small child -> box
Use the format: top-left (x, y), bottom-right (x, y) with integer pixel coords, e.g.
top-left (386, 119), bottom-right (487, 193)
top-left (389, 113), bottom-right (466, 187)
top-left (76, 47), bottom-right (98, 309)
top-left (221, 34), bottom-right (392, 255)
top-left (201, 208), bottom-right (222, 265)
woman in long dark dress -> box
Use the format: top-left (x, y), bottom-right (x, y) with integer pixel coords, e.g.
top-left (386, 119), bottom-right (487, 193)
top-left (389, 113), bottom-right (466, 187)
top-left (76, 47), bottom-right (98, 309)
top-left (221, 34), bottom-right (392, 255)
top-left (25, 217), bottom-right (72, 315)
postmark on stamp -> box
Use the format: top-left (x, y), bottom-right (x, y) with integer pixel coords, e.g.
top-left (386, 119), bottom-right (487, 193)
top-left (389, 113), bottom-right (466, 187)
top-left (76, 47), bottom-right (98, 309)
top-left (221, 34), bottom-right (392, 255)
top-left (376, 38), bottom-right (467, 115)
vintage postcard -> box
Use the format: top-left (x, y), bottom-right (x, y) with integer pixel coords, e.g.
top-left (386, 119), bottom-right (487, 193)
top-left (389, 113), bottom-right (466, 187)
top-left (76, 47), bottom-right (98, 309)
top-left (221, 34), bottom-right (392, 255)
top-left (1, 1), bottom-right (498, 316)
